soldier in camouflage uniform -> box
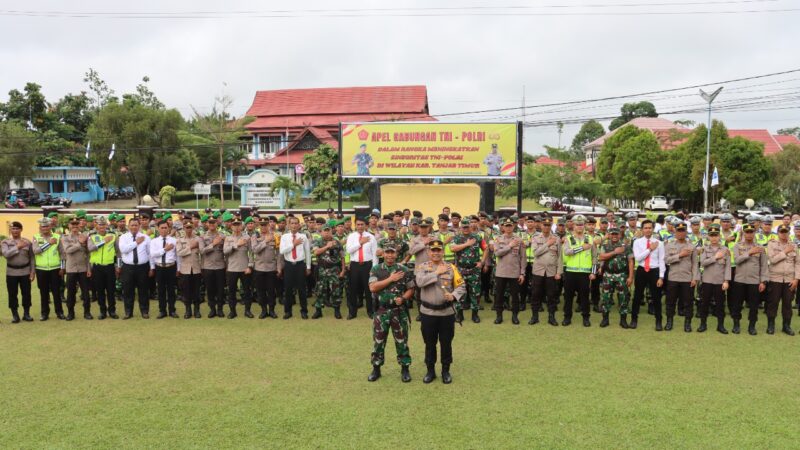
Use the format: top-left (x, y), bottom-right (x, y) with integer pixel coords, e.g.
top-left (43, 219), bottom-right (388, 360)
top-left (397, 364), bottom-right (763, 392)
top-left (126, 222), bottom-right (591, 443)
top-left (377, 223), bottom-right (409, 263)
top-left (597, 225), bottom-right (634, 328)
top-left (311, 221), bottom-right (346, 319)
top-left (451, 218), bottom-right (484, 323)
top-left (367, 245), bottom-right (415, 383)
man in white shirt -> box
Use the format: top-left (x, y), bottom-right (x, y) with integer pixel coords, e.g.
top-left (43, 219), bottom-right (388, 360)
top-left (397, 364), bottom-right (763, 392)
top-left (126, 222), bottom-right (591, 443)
top-left (632, 219), bottom-right (666, 330)
top-left (149, 220), bottom-right (178, 319)
top-left (345, 217), bottom-right (378, 320)
top-left (279, 216), bottom-right (311, 319)
top-left (118, 217), bottom-right (152, 319)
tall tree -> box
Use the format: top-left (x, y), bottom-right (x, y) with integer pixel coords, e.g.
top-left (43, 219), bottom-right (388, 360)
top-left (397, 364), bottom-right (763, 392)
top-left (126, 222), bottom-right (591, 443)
top-left (83, 68), bottom-right (116, 111)
top-left (0, 122), bottom-right (36, 197)
top-left (609, 131), bottom-right (665, 205)
top-left (570, 120), bottom-right (605, 155)
top-left (778, 127), bottom-right (800, 138)
top-left (608, 101), bottom-right (658, 131)
top-left (302, 144), bottom-right (363, 204)
top-left (187, 94), bottom-right (252, 207)
top-left (87, 102), bottom-right (188, 200)
top-left (771, 143), bottom-right (800, 208)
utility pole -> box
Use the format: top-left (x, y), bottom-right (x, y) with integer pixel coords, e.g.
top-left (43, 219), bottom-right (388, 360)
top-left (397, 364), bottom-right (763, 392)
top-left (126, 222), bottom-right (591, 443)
top-left (699, 87), bottom-right (723, 214)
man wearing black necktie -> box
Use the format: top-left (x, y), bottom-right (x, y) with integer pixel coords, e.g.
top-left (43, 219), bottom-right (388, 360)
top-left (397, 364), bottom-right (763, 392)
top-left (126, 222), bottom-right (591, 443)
top-left (150, 221), bottom-right (178, 319)
top-left (119, 218), bottom-right (152, 319)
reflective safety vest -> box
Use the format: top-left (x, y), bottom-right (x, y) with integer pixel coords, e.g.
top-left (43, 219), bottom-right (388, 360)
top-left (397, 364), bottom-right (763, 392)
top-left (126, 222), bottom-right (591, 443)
top-left (563, 234), bottom-right (593, 273)
top-left (658, 229), bottom-right (673, 242)
top-left (89, 233), bottom-right (117, 265)
top-left (721, 230), bottom-right (738, 267)
top-left (33, 233), bottom-right (61, 271)
top-left (311, 232), bottom-right (321, 264)
top-left (523, 231), bottom-right (535, 263)
top-left (438, 231), bottom-right (454, 262)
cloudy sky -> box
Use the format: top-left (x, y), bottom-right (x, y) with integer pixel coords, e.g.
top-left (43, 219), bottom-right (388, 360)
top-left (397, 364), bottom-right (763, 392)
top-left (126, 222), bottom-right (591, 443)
top-left (1, 0), bottom-right (798, 154)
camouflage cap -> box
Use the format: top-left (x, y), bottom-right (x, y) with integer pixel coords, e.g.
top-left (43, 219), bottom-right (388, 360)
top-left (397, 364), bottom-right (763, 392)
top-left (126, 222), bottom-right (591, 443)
top-left (410, 217), bottom-right (421, 225)
top-left (460, 218), bottom-right (471, 227)
top-left (386, 222), bottom-right (398, 230)
top-left (600, 217), bottom-right (609, 224)
top-left (382, 244), bottom-right (398, 253)
top-left (608, 226), bottom-right (620, 234)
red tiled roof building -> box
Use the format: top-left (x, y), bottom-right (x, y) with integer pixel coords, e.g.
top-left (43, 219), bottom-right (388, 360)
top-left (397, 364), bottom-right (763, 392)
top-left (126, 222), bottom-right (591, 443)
top-left (243, 85), bottom-right (434, 181)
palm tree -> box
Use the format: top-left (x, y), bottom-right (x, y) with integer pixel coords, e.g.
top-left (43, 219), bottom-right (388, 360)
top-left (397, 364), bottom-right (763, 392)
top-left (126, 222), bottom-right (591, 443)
top-left (269, 176), bottom-right (302, 209)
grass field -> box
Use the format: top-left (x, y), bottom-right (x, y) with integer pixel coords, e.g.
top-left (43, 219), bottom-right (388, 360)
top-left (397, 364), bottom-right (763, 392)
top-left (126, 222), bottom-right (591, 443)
top-left (1, 266), bottom-right (799, 449)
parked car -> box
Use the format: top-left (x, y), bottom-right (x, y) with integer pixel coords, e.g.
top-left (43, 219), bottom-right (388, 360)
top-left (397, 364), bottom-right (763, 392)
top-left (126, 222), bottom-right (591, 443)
top-left (644, 196), bottom-right (670, 211)
top-left (538, 193), bottom-right (556, 208)
top-left (561, 197), bottom-right (607, 214)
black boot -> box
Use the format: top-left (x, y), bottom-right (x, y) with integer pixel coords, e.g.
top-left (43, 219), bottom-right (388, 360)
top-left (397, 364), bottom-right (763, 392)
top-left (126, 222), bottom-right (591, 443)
top-left (494, 311), bottom-right (503, 325)
top-left (259, 306), bottom-right (268, 319)
top-left (528, 311), bottom-right (539, 325)
top-left (184, 304), bottom-right (193, 319)
top-left (334, 307), bottom-right (342, 320)
top-left (767, 318), bottom-right (775, 335)
top-left (269, 305), bottom-right (278, 319)
top-left (216, 304), bottom-right (225, 318)
top-left (208, 306), bottom-right (217, 319)
top-left (619, 314), bottom-right (629, 329)
top-left (312, 308), bottom-right (323, 319)
top-left (244, 305), bottom-right (254, 319)
top-left (22, 308), bottom-right (33, 322)
top-left (629, 316), bottom-right (638, 329)
top-left (665, 316), bottom-right (673, 331)
top-left (193, 304), bottom-right (202, 318)
top-left (400, 365), bottom-right (412, 383)
top-left (11, 309), bottom-right (20, 324)
top-left (423, 364), bottom-right (436, 384)
top-left (367, 366), bottom-right (381, 382)
top-left (441, 364), bottom-right (452, 384)
top-left (66, 307), bottom-right (75, 321)
top-left (583, 316), bottom-right (591, 327)
top-left (472, 310), bottom-right (480, 323)
top-left (457, 309), bottom-right (464, 324)
top-left (548, 312), bottom-right (558, 326)
top-left (655, 317), bottom-right (662, 331)
top-left (732, 319), bottom-right (740, 334)
top-left (716, 317), bottom-right (728, 334)
top-left (782, 319), bottom-right (795, 336)
top-left (748, 320), bottom-right (757, 335)
top-left (684, 317), bottom-right (692, 333)
top-left (511, 311), bottom-right (520, 325)
top-left (599, 312), bottom-right (609, 328)
top-left (227, 305), bottom-right (237, 319)
top-left (698, 318), bottom-right (708, 333)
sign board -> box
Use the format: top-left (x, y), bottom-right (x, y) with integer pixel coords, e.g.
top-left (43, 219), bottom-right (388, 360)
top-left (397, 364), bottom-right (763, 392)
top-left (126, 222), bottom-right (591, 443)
top-left (244, 187), bottom-right (282, 207)
top-left (340, 122), bottom-right (518, 179)
top-left (295, 164), bottom-right (305, 174)
top-left (192, 183), bottom-right (212, 195)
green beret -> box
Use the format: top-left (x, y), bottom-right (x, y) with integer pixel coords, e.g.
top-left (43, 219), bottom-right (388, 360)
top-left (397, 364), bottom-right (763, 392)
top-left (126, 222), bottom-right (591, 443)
top-left (85, 215), bottom-right (94, 221)
top-left (76, 210), bottom-right (87, 219)
top-left (277, 216), bottom-right (286, 223)
top-left (47, 212), bottom-right (59, 218)
top-left (212, 211), bottom-right (221, 219)
top-left (200, 214), bottom-right (209, 223)
top-left (243, 216), bottom-right (254, 224)
top-left (222, 212), bottom-right (234, 222)
top-left (162, 212), bottom-right (173, 220)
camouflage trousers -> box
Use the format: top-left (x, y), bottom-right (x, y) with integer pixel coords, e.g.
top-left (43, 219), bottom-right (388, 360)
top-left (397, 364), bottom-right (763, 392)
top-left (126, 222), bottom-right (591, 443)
top-left (314, 266), bottom-right (342, 309)
top-left (371, 306), bottom-right (412, 367)
top-left (457, 266), bottom-right (481, 311)
top-left (601, 271), bottom-right (630, 315)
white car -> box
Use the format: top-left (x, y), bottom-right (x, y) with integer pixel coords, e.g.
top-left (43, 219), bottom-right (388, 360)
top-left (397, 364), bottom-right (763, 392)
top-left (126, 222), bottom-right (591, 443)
top-left (561, 197), bottom-right (607, 214)
top-left (644, 196), bottom-right (669, 211)
top-left (539, 194), bottom-right (556, 208)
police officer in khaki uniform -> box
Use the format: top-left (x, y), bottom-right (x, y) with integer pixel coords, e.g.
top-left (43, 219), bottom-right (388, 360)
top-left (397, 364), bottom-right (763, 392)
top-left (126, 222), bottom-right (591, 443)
top-left (1, 221), bottom-right (35, 323)
top-left (60, 218), bottom-right (93, 321)
top-left (698, 224), bottom-right (730, 334)
top-left (251, 218), bottom-right (283, 319)
top-left (416, 240), bottom-right (466, 384)
top-left (664, 223), bottom-right (699, 332)
top-left (176, 220), bottom-right (203, 319)
top-left (732, 223), bottom-right (768, 335)
top-left (200, 218), bottom-right (226, 318)
top-left (87, 216), bottom-right (119, 320)
top-left (766, 224), bottom-right (798, 335)
top-left (223, 219), bottom-right (254, 319)
top-left (530, 215), bottom-right (562, 326)
top-left (491, 218), bottom-right (527, 325)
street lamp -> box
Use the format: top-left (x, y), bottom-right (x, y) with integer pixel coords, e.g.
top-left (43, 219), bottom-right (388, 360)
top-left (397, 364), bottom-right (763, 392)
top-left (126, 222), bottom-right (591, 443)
top-left (699, 86), bottom-right (723, 214)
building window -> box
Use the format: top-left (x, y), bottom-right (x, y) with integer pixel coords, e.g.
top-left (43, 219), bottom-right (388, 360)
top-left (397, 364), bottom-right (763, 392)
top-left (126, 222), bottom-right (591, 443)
top-left (265, 136), bottom-right (283, 154)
